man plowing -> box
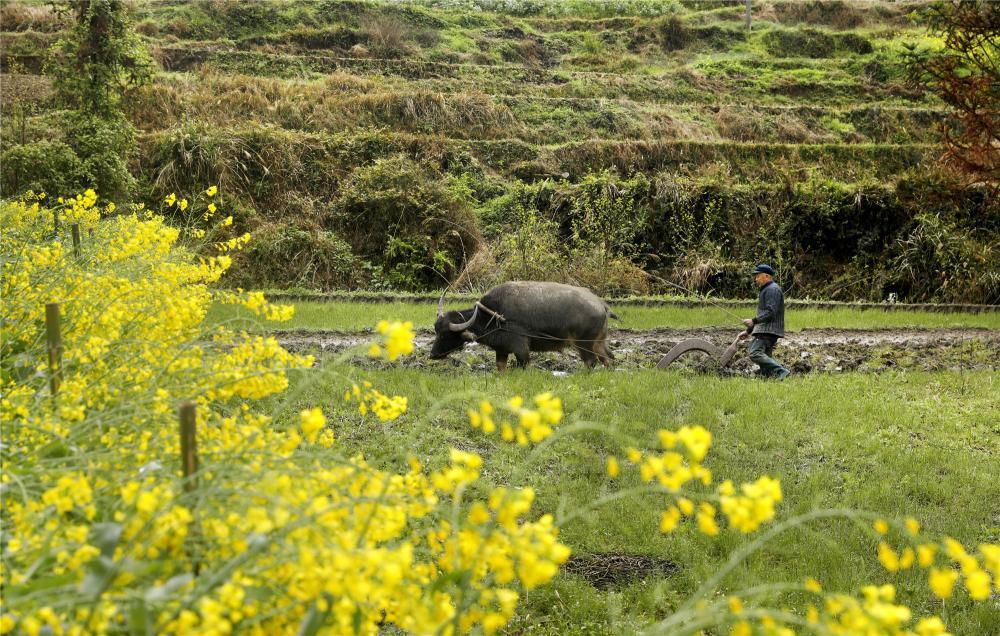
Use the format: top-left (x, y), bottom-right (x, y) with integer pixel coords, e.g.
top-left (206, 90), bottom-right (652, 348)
top-left (740, 264), bottom-right (790, 381)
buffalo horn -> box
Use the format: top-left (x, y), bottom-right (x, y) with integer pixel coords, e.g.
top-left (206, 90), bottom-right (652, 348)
top-left (448, 306), bottom-right (478, 332)
top-left (437, 290), bottom-right (446, 317)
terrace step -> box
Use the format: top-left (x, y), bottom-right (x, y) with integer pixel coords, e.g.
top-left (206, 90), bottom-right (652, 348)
top-left (136, 125), bottom-right (934, 183)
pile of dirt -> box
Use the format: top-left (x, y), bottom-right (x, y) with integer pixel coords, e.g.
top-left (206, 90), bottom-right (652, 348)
top-left (562, 552), bottom-right (678, 590)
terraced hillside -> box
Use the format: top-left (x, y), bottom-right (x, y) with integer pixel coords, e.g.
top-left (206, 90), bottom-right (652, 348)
top-left (2, 0), bottom-right (997, 301)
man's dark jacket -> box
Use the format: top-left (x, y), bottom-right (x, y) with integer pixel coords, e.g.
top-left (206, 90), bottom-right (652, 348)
top-left (751, 280), bottom-right (785, 338)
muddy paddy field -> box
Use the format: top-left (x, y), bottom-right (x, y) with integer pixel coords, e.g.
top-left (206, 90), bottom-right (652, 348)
top-left (275, 326), bottom-right (999, 375)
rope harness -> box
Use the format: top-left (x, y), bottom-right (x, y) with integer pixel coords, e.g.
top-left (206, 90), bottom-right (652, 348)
top-left (475, 301), bottom-right (505, 324)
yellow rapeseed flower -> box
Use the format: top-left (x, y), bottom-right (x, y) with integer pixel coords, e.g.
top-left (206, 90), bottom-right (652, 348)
top-left (878, 542), bottom-right (900, 572)
top-left (730, 621), bottom-right (752, 636)
top-left (917, 543), bottom-right (937, 568)
top-left (375, 320), bottom-right (415, 361)
top-left (914, 617), bottom-right (949, 636)
top-left (659, 506), bottom-right (681, 533)
top-left (697, 502), bottom-right (719, 536)
top-left (899, 547), bottom-right (915, 570)
top-left (299, 408), bottom-right (326, 444)
top-left (964, 568), bottom-right (991, 600)
top-left (727, 596), bottom-right (743, 614)
top-left (929, 567), bottom-right (959, 599)
top-left (606, 456), bottom-right (620, 478)
top-left (677, 497), bottom-right (694, 516)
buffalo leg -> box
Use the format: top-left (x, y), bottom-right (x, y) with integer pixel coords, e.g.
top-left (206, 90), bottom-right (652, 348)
top-left (510, 337), bottom-right (531, 369)
top-left (496, 351), bottom-right (509, 372)
top-left (596, 336), bottom-right (614, 368)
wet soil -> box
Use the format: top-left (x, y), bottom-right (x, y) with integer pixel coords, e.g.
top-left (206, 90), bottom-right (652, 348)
top-left (275, 327), bottom-right (999, 375)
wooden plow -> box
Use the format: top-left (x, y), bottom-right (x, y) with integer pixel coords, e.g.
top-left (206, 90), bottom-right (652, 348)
top-left (655, 330), bottom-right (747, 371)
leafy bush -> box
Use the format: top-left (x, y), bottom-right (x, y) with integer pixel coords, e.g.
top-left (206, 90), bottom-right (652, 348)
top-left (474, 185), bottom-right (565, 285)
top-left (569, 170), bottom-right (650, 268)
top-left (229, 224), bottom-right (364, 290)
top-left (62, 112), bottom-right (138, 200)
top-left (0, 139), bottom-right (84, 197)
top-left (761, 27), bottom-right (871, 59)
top-left (0, 113), bottom-right (137, 201)
top-left (656, 15), bottom-right (691, 51)
top-left (331, 155), bottom-right (482, 290)
top-left (762, 28), bottom-right (838, 58)
top-left (890, 213), bottom-right (1000, 304)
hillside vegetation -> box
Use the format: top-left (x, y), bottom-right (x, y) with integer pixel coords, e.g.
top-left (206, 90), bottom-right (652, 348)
top-left (1, 0), bottom-right (997, 301)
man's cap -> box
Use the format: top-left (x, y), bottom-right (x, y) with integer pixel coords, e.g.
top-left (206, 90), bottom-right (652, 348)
top-left (751, 264), bottom-right (775, 276)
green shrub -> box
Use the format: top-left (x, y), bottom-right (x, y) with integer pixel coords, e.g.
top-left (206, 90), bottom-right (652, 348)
top-left (0, 140), bottom-right (84, 197)
top-left (890, 213), bottom-right (999, 304)
top-left (331, 155), bottom-right (482, 290)
top-left (656, 15), bottom-right (691, 51)
top-left (762, 28), bottom-right (838, 58)
top-left (62, 112), bottom-right (137, 201)
top-left (0, 113), bottom-right (136, 200)
top-left (761, 27), bottom-right (873, 58)
top-left (486, 186), bottom-right (565, 282)
top-left (229, 223), bottom-right (364, 290)
top-left (837, 32), bottom-right (874, 55)
top-left (569, 170), bottom-right (650, 266)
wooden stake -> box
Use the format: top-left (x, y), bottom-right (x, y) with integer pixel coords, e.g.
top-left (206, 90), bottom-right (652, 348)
top-left (745, 0), bottom-right (752, 30)
top-left (179, 401), bottom-right (202, 575)
top-left (71, 224), bottom-right (81, 259)
top-left (179, 402), bottom-right (199, 492)
top-left (45, 303), bottom-right (62, 396)
top-left (53, 207), bottom-right (60, 236)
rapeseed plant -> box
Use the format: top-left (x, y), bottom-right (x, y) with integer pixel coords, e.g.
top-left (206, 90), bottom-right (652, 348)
top-left (2, 188), bottom-right (996, 635)
top-left (0, 190), bottom-right (567, 635)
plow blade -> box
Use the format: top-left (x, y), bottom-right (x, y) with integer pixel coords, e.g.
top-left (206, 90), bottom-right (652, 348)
top-left (718, 334), bottom-right (744, 367)
top-left (655, 339), bottom-right (721, 369)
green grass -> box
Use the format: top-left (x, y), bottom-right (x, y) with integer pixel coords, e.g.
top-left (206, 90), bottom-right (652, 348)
top-left (269, 361), bottom-right (1000, 634)
top-left (207, 300), bottom-right (1000, 333)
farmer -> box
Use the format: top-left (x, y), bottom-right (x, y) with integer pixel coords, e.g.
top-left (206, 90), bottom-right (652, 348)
top-left (739, 264), bottom-right (790, 380)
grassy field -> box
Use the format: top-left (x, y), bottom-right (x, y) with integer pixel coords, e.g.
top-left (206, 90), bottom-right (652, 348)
top-left (207, 299), bottom-right (1000, 332)
top-left (268, 356), bottom-right (1000, 634)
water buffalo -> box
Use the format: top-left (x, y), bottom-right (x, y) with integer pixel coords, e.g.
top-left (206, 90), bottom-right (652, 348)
top-left (430, 281), bottom-right (618, 370)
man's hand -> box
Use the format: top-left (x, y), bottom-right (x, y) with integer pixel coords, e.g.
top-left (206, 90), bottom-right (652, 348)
top-left (742, 318), bottom-right (754, 328)
top-left (738, 330), bottom-right (750, 340)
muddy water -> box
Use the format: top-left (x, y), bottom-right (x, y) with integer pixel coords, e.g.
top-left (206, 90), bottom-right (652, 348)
top-left (275, 327), bottom-right (999, 375)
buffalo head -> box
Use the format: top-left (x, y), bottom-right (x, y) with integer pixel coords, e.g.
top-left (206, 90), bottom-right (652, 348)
top-left (429, 292), bottom-right (478, 359)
